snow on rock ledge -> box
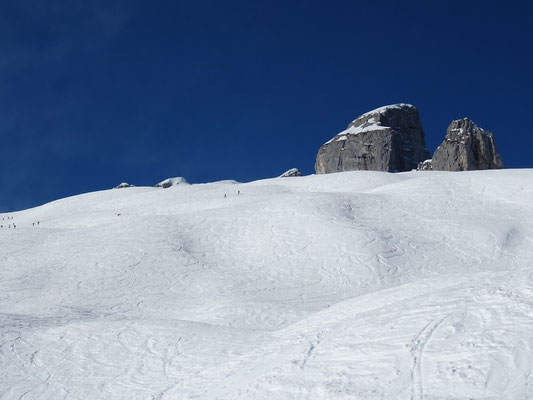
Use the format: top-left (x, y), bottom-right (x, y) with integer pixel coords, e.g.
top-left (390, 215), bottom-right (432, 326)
top-left (154, 177), bottom-right (189, 189)
top-left (114, 182), bottom-right (134, 189)
top-left (279, 168), bottom-right (302, 177)
top-left (315, 104), bottom-right (429, 173)
top-left (417, 159), bottom-right (433, 171)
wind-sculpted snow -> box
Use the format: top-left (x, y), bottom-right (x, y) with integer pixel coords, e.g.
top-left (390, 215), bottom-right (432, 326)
top-left (1, 170), bottom-right (533, 399)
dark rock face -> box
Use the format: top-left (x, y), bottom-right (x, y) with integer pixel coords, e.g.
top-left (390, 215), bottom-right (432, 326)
top-left (429, 119), bottom-right (504, 171)
top-left (280, 168), bottom-right (302, 177)
top-left (315, 104), bottom-right (429, 173)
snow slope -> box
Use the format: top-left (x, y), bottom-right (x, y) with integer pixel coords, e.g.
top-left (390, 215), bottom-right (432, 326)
top-left (1, 170), bottom-right (533, 399)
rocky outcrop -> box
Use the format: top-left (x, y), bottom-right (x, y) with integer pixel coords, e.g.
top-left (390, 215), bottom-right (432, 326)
top-left (155, 177), bottom-right (189, 188)
top-left (417, 159), bottom-right (433, 171)
top-left (280, 168), bottom-right (302, 177)
top-left (315, 104), bottom-right (429, 173)
top-left (427, 118), bottom-right (504, 171)
top-left (115, 182), bottom-right (134, 189)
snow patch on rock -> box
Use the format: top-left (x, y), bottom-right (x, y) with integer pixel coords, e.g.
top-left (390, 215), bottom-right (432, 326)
top-left (154, 177), bottom-right (189, 189)
top-left (355, 103), bottom-right (417, 121)
top-left (114, 182), bottom-right (134, 189)
top-left (279, 168), bottom-right (302, 177)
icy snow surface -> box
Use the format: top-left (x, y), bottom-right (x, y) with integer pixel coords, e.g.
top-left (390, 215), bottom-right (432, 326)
top-left (1, 170), bottom-right (533, 399)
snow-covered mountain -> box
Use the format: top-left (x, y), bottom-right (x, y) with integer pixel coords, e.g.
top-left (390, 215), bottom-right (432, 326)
top-left (1, 170), bottom-right (532, 399)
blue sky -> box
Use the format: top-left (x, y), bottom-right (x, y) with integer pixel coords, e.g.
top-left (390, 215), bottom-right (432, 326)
top-left (1, 0), bottom-right (532, 212)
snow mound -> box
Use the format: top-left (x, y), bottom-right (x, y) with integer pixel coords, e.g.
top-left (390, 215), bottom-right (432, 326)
top-left (154, 176), bottom-right (189, 188)
top-left (208, 179), bottom-right (240, 185)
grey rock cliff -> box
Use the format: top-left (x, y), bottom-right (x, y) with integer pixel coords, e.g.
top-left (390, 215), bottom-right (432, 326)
top-left (428, 118), bottom-right (504, 171)
top-left (315, 104), bottom-right (429, 173)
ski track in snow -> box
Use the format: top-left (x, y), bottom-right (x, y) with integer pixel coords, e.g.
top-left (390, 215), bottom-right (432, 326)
top-left (410, 315), bottom-right (450, 400)
top-left (1, 170), bottom-right (533, 399)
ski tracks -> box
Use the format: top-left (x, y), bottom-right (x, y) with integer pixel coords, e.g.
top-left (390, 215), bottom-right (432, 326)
top-left (410, 314), bottom-right (450, 400)
top-left (296, 331), bottom-right (324, 371)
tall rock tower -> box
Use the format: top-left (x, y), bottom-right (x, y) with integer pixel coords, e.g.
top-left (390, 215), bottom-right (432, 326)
top-left (315, 104), bottom-right (429, 173)
top-left (423, 118), bottom-right (504, 171)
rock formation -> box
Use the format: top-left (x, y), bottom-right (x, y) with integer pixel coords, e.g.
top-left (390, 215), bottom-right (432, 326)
top-left (115, 182), bottom-right (134, 189)
top-left (421, 118), bottom-right (504, 171)
top-left (154, 177), bottom-right (189, 188)
top-left (416, 159), bottom-right (433, 171)
top-left (280, 168), bottom-right (302, 177)
top-left (315, 104), bottom-right (429, 173)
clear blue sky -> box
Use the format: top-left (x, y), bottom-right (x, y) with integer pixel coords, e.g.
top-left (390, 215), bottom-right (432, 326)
top-left (1, 0), bottom-right (532, 212)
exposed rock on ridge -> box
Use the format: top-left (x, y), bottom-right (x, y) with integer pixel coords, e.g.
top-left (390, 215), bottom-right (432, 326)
top-left (155, 177), bottom-right (189, 188)
top-left (422, 118), bottom-right (504, 171)
top-left (280, 168), bottom-right (302, 177)
top-left (315, 104), bottom-right (429, 173)
top-left (115, 182), bottom-right (134, 189)
top-left (417, 159), bottom-right (433, 171)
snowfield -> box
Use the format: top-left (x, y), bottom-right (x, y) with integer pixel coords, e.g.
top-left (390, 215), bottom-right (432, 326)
top-left (1, 170), bottom-right (533, 399)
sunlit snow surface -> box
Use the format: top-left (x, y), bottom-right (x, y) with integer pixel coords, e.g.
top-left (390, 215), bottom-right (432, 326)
top-left (1, 170), bottom-right (533, 399)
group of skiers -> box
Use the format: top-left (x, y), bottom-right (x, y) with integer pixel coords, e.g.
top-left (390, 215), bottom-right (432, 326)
top-left (0, 217), bottom-right (40, 229)
top-left (224, 190), bottom-right (240, 198)
top-left (1, 216), bottom-right (14, 229)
